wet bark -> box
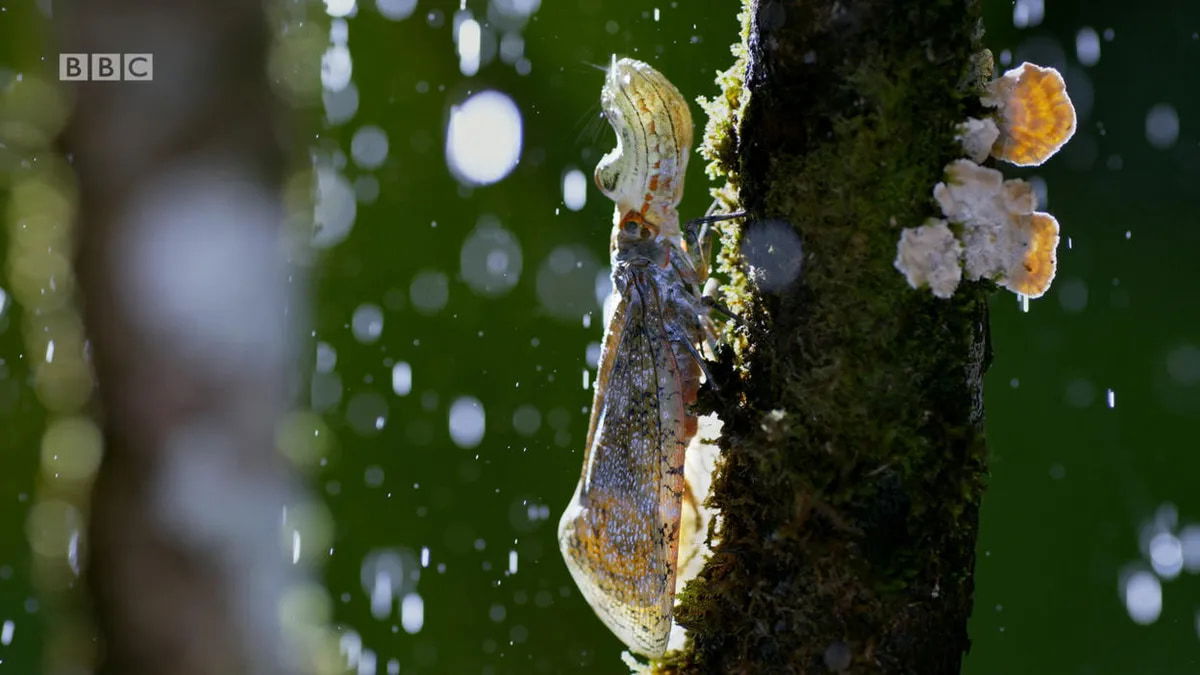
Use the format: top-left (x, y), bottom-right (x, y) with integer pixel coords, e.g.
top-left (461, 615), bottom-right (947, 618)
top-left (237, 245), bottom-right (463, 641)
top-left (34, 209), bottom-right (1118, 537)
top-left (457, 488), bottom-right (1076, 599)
top-left (60, 2), bottom-right (303, 674)
top-left (670, 1), bottom-right (991, 673)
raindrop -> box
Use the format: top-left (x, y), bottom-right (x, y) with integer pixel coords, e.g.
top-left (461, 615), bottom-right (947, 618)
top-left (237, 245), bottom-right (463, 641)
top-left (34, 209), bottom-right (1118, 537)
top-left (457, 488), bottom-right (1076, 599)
top-left (1057, 278), bottom-right (1087, 313)
top-left (330, 18), bottom-right (349, 45)
top-left (1, 620), bottom-right (12, 646)
top-left (351, 125), bottom-right (389, 170)
top-left (594, 269), bottom-right (613, 303)
top-left (1028, 175), bottom-right (1048, 209)
top-left (562, 168), bottom-right (587, 211)
top-left (410, 270), bottom-right (449, 314)
top-left (1145, 104), bottom-right (1180, 149)
top-left (585, 342), bottom-right (601, 368)
top-left (401, 593), bottom-right (424, 633)
top-left (460, 218), bottom-right (523, 296)
top-left (1121, 570), bottom-right (1161, 625)
top-left (346, 392), bottom-right (388, 437)
top-left (1149, 532), bottom-right (1183, 580)
top-left (1167, 345), bottom-right (1200, 386)
top-left (311, 372), bottom-right (343, 412)
top-left (499, 32), bottom-right (524, 64)
top-left (357, 650), bottom-right (376, 675)
top-left (824, 642), bottom-right (852, 671)
top-left (1064, 378), bottom-right (1095, 408)
top-left (512, 404), bottom-right (541, 436)
top-left (449, 396), bottom-right (486, 449)
top-left (1075, 27), bottom-right (1100, 66)
top-left (492, 0), bottom-right (541, 19)
top-left (392, 362), bottom-right (412, 396)
top-left (316, 341), bottom-right (337, 373)
top-left (321, 44), bottom-right (352, 92)
top-left (445, 90), bottom-right (523, 186)
top-left (376, 0), bottom-right (417, 21)
top-left (354, 175), bottom-right (380, 204)
top-left (324, 83), bottom-right (360, 125)
top-left (536, 245), bottom-right (602, 320)
top-left (489, 603), bottom-right (506, 622)
top-left (457, 18), bottom-right (482, 76)
top-left (1180, 525), bottom-right (1200, 573)
top-left (1012, 0), bottom-right (1043, 28)
top-left (339, 630), bottom-right (362, 667)
top-left (0, 287), bottom-right (7, 318)
top-left (742, 219), bottom-right (803, 292)
top-left (40, 416), bottom-right (103, 484)
top-left (360, 549), bottom-right (417, 599)
top-left (325, 0), bottom-right (356, 18)
top-left (351, 303), bottom-right (384, 344)
top-left (313, 166), bottom-right (357, 249)
top-left (369, 561), bottom-right (393, 617)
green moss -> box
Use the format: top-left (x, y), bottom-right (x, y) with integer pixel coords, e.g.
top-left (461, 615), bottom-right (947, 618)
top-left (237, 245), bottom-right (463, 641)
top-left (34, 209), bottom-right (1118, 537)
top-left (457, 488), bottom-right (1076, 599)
top-left (667, 1), bottom-right (992, 672)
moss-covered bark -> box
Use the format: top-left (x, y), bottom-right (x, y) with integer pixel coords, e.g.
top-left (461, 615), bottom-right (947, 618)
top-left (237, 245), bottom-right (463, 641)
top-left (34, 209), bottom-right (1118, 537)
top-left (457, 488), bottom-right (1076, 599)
top-left (667, 1), bottom-right (992, 672)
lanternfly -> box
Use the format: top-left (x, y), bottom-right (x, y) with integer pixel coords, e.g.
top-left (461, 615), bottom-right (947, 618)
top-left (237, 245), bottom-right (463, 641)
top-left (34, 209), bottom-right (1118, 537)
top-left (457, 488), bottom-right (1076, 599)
top-left (557, 57), bottom-right (734, 658)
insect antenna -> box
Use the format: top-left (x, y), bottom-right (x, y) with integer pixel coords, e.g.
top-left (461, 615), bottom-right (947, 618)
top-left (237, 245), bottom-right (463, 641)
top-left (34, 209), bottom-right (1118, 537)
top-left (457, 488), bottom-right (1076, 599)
top-left (574, 103), bottom-right (610, 147)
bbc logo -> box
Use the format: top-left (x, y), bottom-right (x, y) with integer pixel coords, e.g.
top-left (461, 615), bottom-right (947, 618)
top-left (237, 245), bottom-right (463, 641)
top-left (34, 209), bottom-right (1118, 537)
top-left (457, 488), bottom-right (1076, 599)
top-left (59, 54), bottom-right (153, 82)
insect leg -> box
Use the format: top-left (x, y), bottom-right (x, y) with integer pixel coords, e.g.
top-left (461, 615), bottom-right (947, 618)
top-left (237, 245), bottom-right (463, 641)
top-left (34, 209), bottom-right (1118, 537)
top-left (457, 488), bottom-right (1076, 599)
top-left (677, 335), bottom-right (718, 390)
top-left (702, 295), bottom-right (743, 325)
top-left (681, 211), bottom-right (744, 280)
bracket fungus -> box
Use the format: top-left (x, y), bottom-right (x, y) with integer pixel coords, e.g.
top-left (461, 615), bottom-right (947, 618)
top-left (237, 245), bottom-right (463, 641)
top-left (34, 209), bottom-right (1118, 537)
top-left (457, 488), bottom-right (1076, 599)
top-left (983, 62), bottom-right (1077, 167)
top-left (895, 219), bottom-right (963, 299)
top-left (894, 60), bottom-right (1074, 300)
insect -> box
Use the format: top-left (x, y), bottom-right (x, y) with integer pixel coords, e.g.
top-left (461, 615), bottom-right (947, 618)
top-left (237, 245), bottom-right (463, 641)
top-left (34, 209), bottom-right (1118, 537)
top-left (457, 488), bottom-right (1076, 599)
top-left (557, 56), bottom-right (732, 658)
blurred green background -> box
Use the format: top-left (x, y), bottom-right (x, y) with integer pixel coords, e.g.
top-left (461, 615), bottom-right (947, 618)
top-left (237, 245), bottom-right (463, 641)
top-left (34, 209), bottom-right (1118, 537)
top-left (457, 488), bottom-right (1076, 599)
top-left (2, 0), bottom-right (1199, 672)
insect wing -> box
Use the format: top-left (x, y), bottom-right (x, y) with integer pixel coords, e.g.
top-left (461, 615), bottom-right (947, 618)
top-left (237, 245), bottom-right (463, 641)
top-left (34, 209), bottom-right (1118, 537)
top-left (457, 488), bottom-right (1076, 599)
top-left (558, 275), bottom-right (689, 657)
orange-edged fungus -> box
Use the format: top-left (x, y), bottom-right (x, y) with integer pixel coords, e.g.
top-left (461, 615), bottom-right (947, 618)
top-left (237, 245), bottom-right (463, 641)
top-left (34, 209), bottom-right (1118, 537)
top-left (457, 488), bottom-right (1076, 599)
top-left (983, 62), bottom-right (1076, 167)
top-left (928, 159), bottom-right (1060, 298)
top-left (1002, 211), bottom-right (1059, 298)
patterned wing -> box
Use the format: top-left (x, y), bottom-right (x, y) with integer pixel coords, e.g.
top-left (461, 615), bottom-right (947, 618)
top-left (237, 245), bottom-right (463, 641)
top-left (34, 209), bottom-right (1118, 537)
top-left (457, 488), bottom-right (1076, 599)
top-left (558, 275), bottom-right (691, 657)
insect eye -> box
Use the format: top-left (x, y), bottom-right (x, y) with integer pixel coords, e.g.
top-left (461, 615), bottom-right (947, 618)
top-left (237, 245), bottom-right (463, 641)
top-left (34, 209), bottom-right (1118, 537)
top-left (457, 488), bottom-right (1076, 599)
top-left (639, 226), bottom-right (652, 239)
top-left (623, 220), bottom-right (639, 233)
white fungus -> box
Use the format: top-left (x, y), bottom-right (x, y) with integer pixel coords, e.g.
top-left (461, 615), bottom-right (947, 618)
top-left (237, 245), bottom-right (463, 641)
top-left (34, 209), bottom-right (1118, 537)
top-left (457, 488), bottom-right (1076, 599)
top-left (894, 219), bottom-right (963, 299)
top-left (955, 117), bottom-right (1001, 163)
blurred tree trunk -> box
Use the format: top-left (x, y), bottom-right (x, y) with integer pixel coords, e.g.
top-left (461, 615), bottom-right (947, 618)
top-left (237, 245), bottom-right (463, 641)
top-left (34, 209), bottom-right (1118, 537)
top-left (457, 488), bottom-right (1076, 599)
top-left (60, 2), bottom-right (304, 674)
top-left (672, 1), bottom-right (991, 673)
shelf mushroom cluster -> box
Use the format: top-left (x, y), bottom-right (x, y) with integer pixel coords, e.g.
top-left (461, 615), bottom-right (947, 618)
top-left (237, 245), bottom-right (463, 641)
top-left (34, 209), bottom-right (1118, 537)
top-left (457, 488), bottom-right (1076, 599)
top-left (895, 62), bottom-right (1076, 299)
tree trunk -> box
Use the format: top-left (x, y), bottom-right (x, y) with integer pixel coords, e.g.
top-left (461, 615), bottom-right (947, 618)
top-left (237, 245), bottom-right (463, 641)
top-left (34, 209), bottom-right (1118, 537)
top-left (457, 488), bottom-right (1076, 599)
top-left (672, 1), bottom-right (991, 672)
top-left (60, 2), bottom-right (307, 673)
